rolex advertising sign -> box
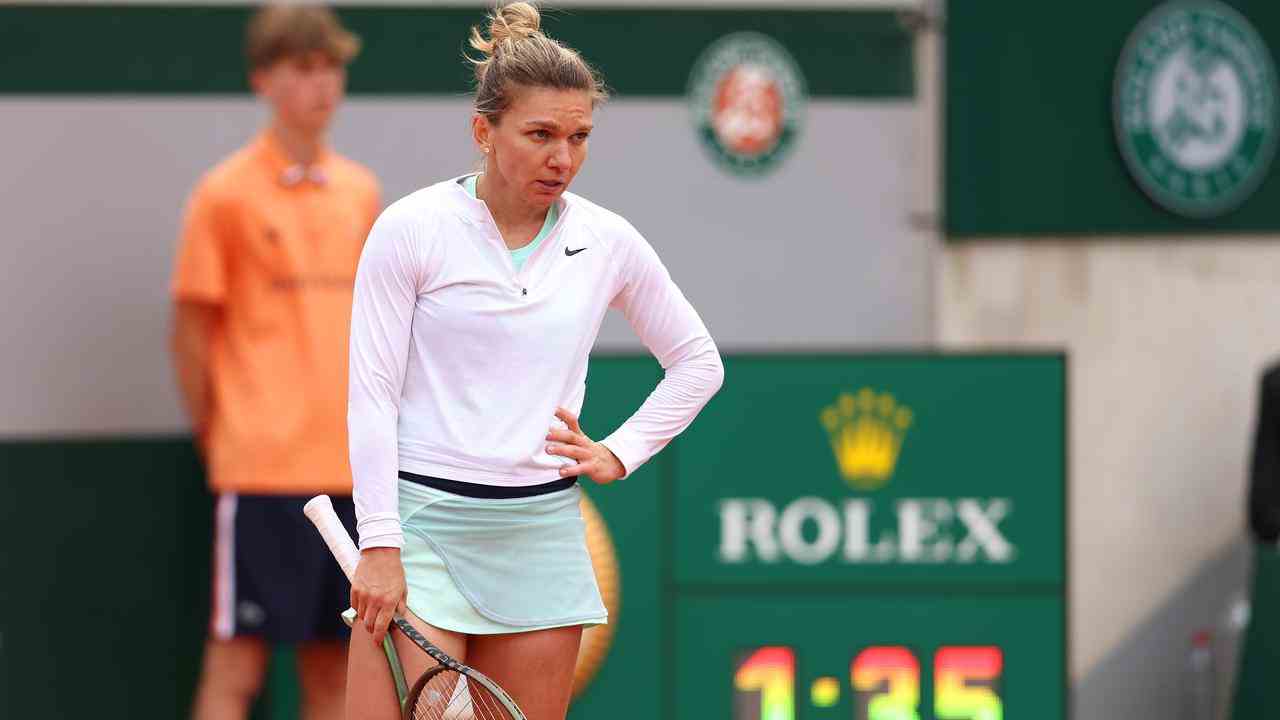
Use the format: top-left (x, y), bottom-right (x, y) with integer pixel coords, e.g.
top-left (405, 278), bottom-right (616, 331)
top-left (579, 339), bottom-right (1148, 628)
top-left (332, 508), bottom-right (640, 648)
top-left (719, 387), bottom-right (1016, 567)
top-left (675, 355), bottom-right (1065, 586)
top-left (671, 355), bottom-right (1066, 719)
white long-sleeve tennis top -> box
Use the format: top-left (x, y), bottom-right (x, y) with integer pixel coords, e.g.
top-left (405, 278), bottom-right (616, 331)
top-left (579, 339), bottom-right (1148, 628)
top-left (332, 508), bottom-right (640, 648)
top-left (348, 178), bottom-right (724, 549)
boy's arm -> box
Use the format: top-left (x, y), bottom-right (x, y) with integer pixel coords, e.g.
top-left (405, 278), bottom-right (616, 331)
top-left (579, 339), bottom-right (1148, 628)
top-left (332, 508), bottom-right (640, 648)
top-left (170, 181), bottom-right (228, 444)
top-left (171, 302), bottom-right (219, 441)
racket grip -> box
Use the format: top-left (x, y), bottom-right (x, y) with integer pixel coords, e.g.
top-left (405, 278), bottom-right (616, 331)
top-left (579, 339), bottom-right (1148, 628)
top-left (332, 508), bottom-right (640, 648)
top-left (303, 495), bottom-right (360, 581)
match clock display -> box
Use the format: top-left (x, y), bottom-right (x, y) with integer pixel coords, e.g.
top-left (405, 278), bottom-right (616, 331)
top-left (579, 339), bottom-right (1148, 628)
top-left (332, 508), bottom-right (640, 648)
top-left (677, 591), bottom-right (1061, 719)
top-left (734, 644), bottom-right (1003, 719)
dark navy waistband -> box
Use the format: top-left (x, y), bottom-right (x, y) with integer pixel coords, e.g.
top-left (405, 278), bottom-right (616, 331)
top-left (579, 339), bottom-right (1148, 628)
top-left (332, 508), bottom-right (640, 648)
top-left (398, 471), bottom-right (578, 499)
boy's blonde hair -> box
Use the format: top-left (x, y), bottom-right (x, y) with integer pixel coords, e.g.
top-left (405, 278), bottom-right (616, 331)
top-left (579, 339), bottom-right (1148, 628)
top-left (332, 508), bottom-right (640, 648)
top-left (246, 5), bottom-right (361, 71)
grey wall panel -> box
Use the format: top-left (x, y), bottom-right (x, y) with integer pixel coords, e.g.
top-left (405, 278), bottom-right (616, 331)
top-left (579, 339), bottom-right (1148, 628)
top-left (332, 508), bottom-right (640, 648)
top-left (579, 100), bottom-right (926, 350)
top-left (1, 99), bottom-right (262, 437)
top-left (339, 99), bottom-right (927, 350)
top-left (0, 96), bottom-right (923, 435)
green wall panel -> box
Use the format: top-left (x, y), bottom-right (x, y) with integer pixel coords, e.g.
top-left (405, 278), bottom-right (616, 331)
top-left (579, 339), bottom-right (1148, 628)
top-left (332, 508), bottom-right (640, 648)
top-left (569, 355), bottom-right (665, 720)
top-left (0, 438), bottom-right (211, 718)
top-left (1233, 546), bottom-right (1280, 718)
top-left (0, 6), bottom-right (912, 98)
top-left (0, 354), bottom-right (1064, 719)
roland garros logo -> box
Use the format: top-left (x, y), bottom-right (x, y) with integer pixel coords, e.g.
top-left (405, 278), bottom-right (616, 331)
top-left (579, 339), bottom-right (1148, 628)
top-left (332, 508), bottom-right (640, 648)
top-left (1114, 0), bottom-right (1279, 217)
top-left (688, 32), bottom-right (807, 176)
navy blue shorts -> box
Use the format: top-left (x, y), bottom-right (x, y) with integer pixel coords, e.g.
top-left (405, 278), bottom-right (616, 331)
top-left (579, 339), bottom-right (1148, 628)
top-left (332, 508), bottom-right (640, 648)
top-left (210, 493), bottom-right (356, 643)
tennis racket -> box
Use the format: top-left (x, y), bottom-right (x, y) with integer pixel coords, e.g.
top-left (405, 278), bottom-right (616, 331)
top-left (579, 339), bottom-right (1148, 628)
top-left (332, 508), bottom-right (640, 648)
top-left (303, 495), bottom-right (527, 720)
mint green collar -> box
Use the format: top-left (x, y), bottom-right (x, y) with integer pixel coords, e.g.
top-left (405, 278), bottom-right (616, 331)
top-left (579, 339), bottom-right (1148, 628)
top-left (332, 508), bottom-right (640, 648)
top-left (462, 175), bottom-right (558, 272)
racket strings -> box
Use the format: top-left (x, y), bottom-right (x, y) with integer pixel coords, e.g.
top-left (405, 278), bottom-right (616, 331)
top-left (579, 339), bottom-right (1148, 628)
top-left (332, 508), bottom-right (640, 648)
top-left (409, 671), bottom-right (516, 720)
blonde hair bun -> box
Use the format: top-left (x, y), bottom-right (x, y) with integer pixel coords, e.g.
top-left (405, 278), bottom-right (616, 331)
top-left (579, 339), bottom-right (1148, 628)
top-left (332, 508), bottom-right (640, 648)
top-left (466, 1), bottom-right (608, 119)
top-left (469, 2), bottom-right (542, 57)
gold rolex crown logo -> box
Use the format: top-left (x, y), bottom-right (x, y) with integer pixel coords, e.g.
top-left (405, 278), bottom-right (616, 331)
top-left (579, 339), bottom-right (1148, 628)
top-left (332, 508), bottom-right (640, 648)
top-left (820, 388), bottom-right (913, 490)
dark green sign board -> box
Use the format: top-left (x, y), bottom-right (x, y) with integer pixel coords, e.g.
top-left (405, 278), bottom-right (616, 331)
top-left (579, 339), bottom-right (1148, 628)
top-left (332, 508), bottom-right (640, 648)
top-left (663, 354), bottom-right (1066, 720)
top-left (947, 0), bottom-right (1280, 237)
top-left (0, 6), bottom-right (912, 98)
top-left (674, 356), bottom-right (1065, 588)
top-left (0, 353), bottom-right (1065, 720)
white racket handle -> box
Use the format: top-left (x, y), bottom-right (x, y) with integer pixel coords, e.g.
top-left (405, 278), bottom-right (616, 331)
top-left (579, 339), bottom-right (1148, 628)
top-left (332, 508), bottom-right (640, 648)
top-left (303, 495), bottom-right (360, 582)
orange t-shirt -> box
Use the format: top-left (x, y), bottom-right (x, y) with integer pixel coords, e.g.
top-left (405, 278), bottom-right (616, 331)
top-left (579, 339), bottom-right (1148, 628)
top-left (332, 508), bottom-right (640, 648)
top-left (171, 131), bottom-right (381, 495)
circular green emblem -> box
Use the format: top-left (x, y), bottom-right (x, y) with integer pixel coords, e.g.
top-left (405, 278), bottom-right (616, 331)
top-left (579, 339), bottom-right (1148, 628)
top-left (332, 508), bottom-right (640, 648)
top-left (688, 32), bottom-right (807, 177)
top-left (1115, 1), bottom-right (1278, 217)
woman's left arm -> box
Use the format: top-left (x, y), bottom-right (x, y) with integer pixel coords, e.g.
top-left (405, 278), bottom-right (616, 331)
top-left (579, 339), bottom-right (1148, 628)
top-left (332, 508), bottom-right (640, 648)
top-left (591, 225), bottom-right (725, 478)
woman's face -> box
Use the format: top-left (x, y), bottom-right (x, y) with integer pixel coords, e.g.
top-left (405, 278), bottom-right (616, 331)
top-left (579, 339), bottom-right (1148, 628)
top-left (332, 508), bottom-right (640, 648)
top-left (475, 87), bottom-right (594, 210)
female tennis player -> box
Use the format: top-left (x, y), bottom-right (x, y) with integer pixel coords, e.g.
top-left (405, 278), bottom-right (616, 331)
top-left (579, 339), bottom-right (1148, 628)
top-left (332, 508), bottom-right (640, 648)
top-left (344, 3), bottom-right (723, 718)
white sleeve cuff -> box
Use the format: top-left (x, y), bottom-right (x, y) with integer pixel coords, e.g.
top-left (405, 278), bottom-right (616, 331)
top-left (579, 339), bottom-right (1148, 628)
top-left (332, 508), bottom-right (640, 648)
top-left (356, 514), bottom-right (404, 550)
top-left (600, 430), bottom-right (648, 479)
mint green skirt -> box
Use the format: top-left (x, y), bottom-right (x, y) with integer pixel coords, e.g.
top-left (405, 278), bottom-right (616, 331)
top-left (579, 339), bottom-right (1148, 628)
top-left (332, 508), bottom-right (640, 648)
top-left (398, 479), bottom-right (608, 634)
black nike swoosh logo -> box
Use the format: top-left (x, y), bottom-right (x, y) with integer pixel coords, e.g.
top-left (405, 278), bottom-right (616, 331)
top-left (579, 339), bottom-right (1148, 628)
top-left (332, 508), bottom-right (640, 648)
top-left (565, 247), bottom-right (588, 256)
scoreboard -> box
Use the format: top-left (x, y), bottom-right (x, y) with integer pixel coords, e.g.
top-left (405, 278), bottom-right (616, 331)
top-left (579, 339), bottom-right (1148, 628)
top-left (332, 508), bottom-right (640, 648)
top-left (573, 354), bottom-right (1066, 720)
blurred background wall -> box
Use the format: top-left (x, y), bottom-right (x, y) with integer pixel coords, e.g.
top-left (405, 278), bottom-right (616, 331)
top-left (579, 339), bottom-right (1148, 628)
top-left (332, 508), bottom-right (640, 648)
top-left (0, 0), bottom-right (928, 438)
